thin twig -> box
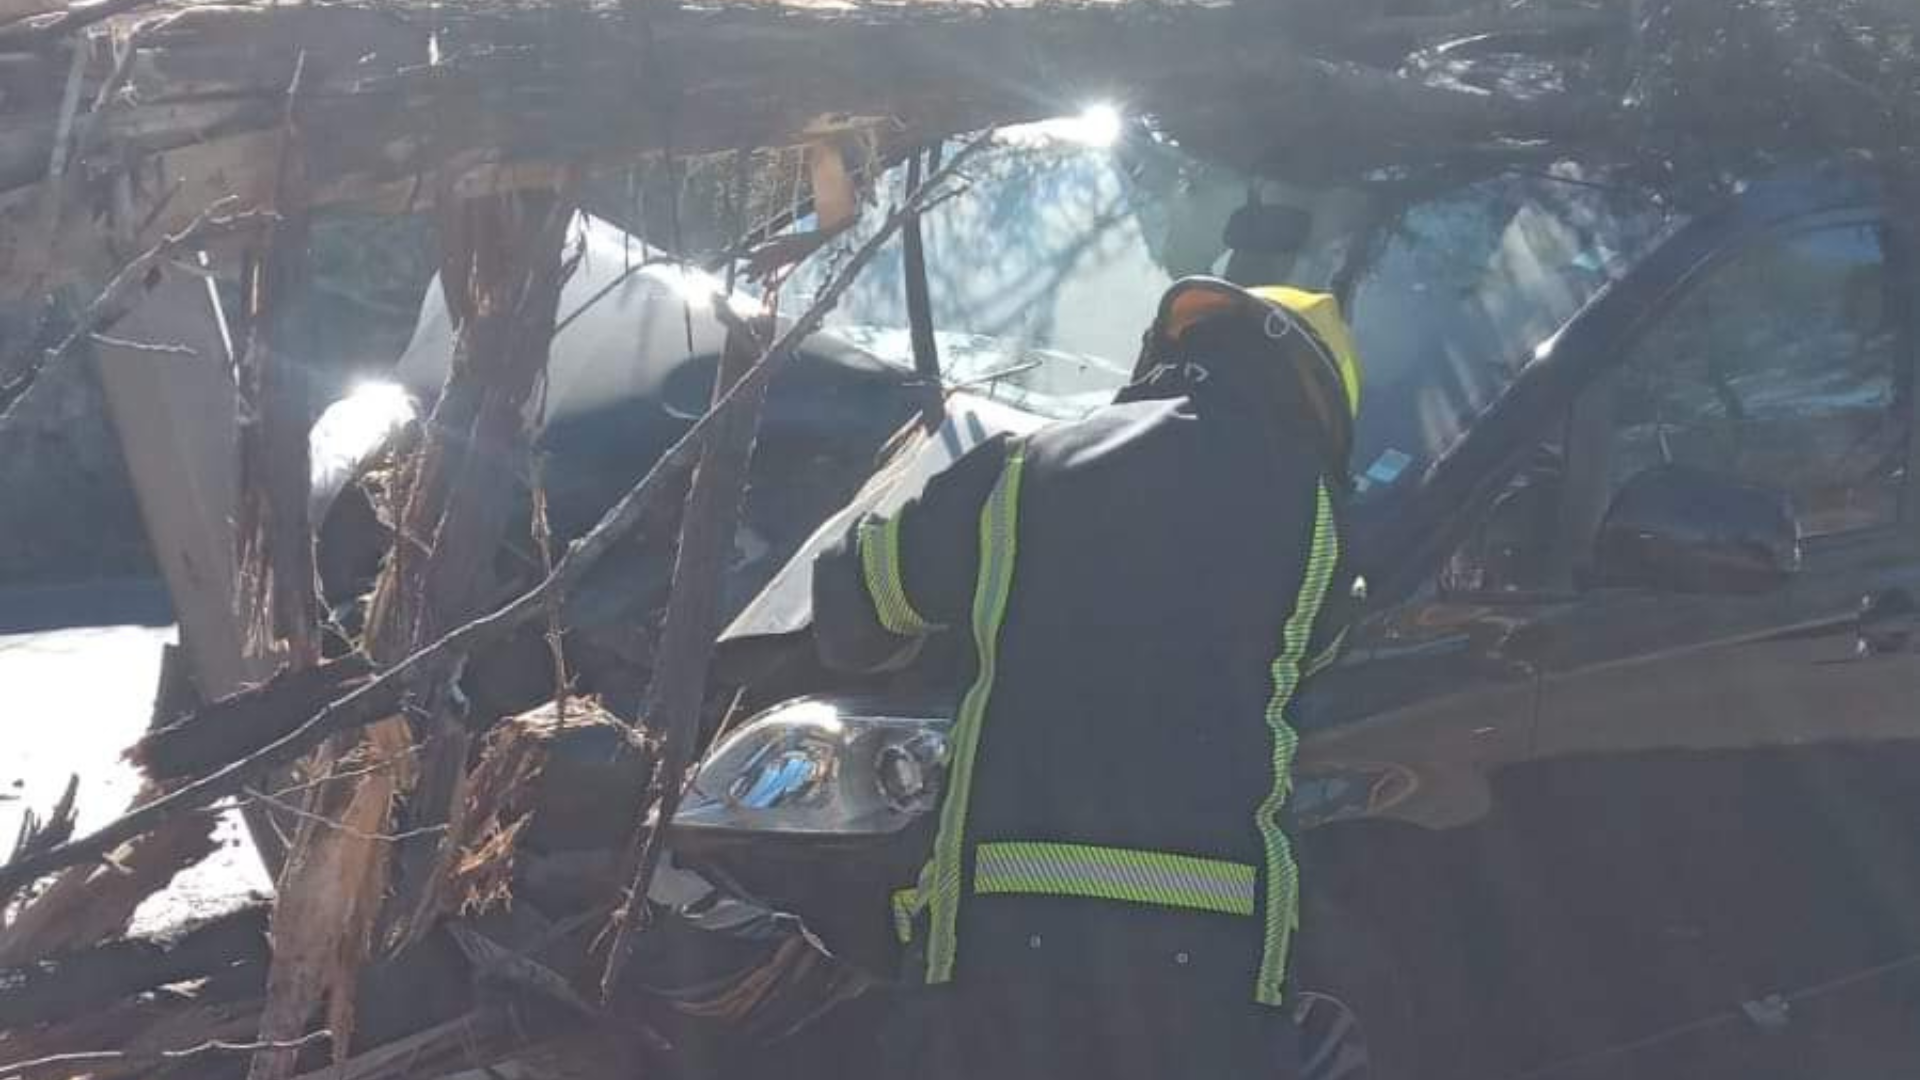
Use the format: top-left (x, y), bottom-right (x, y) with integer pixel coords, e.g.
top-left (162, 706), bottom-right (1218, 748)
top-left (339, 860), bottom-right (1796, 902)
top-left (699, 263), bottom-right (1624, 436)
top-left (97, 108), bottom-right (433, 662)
top-left (0, 198), bottom-right (269, 426)
top-left (0, 1031), bottom-right (332, 1079)
top-left (241, 785), bottom-right (447, 844)
top-left (88, 332), bottom-right (196, 356)
top-left (258, 744), bottom-right (423, 801)
top-left (0, 134), bottom-right (991, 902)
top-left (530, 458), bottom-right (571, 719)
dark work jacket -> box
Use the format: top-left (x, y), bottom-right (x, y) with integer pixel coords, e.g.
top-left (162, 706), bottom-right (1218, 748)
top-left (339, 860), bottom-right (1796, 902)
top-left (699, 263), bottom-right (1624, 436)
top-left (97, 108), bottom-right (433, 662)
top-left (813, 317), bottom-right (1355, 1071)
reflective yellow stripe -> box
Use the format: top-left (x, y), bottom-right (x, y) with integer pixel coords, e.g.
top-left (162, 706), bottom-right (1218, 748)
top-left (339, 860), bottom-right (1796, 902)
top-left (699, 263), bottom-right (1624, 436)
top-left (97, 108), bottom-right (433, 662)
top-left (859, 514), bottom-right (937, 636)
top-left (1255, 482), bottom-right (1340, 1006)
top-left (891, 888), bottom-right (922, 944)
top-left (922, 450), bottom-right (1027, 984)
top-left (974, 842), bottom-right (1257, 917)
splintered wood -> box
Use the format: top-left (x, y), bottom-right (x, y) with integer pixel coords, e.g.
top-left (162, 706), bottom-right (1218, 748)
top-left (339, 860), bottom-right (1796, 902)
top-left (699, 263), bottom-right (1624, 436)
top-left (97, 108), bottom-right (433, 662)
top-left (248, 187), bottom-right (575, 1078)
top-left (446, 698), bottom-right (653, 921)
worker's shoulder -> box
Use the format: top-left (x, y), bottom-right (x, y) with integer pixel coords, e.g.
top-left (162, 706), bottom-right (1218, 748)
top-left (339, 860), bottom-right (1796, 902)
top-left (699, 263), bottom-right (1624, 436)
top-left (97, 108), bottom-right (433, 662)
top-left (1022, 397), bottom-right (1199, 473)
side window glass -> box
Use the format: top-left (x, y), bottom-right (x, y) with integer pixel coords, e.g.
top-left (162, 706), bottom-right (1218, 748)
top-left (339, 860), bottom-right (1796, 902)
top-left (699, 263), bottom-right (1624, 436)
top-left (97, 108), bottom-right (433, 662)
top-left (1609, 224), bottom-right (1908, 538)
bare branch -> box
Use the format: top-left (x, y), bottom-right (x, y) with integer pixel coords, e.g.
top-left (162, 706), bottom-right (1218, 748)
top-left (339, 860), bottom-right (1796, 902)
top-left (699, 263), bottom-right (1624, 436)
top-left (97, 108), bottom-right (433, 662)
top-left (0, 199), bottom-right (269, 427)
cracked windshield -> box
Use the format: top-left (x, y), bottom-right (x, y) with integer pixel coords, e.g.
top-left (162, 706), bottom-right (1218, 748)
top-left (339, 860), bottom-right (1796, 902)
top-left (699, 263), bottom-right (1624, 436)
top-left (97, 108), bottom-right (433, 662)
top-left (782, 118), bottom-right (1676, 498)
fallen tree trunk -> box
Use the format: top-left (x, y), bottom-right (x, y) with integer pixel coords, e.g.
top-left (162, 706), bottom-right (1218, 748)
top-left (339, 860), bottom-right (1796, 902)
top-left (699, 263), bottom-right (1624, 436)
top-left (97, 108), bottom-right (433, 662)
top-left (0, 0), bottom-right (1602, 297)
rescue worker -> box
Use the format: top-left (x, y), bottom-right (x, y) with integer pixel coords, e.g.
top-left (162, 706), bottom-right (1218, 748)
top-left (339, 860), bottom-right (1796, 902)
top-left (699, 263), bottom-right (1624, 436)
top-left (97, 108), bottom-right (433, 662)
top-left (811, 277), bottom-right (1364, 1079)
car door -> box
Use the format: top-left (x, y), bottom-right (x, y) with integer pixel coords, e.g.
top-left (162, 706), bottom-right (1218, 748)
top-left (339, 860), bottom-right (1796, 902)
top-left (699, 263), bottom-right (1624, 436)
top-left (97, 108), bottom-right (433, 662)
top-left (1531, 212), bottom-right (1920, 757)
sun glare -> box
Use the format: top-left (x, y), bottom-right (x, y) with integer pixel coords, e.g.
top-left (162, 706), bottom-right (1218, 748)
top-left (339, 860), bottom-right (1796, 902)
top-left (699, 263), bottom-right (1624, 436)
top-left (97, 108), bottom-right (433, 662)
top-left (1000, 102), bottom-right (1126, 149)
top-left (1073, 102), bottom-right (1124, 148)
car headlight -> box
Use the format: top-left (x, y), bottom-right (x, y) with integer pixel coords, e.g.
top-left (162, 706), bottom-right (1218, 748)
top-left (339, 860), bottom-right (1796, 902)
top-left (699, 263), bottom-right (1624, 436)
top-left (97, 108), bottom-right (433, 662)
top-left (674, 697), bottom-right (951, 836)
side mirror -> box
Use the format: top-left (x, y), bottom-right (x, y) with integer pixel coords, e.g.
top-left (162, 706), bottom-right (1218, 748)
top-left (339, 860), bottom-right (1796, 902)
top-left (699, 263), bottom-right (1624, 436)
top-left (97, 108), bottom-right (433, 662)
top-left (1441, 465), bottom-right (1561, 598)
top-left (1593, 465), bottom-right (1800, 595)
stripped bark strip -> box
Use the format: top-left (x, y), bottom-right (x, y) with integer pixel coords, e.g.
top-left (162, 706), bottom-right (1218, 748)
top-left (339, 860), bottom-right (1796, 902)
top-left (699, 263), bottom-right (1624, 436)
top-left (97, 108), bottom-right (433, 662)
top-left (246, 720), bottom-right (411, 1080)
top-left (0, 135), bottom-right (989, 903)
top-left (236, 49), bottom-right (321, 666)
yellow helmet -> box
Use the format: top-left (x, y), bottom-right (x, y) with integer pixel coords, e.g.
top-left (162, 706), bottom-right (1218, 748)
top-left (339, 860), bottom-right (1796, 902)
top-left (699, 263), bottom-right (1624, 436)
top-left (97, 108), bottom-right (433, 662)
top-left (1248, 285), bottom-right (1364, 420)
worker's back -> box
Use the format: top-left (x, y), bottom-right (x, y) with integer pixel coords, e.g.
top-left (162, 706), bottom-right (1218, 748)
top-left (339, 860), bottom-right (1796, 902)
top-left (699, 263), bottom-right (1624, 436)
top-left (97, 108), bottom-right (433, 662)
top-left (925, 338), bottom-right (1344, 1074)
top-left (818, 281), bottom-right (1361, 1080)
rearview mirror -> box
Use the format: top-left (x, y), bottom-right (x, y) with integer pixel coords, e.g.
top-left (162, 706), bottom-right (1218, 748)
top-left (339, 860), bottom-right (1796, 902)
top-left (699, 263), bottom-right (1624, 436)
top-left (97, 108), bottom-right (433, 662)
top-left (1593, 465), bottom-right (1800, 594)
top-left (1223, 202), bottom-right (1313, 256)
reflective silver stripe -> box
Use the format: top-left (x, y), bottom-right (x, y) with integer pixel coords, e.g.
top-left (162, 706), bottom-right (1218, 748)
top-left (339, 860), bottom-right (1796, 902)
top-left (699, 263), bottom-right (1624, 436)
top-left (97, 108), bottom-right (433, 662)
top-left (974, 841), bottom-right (1257, 917)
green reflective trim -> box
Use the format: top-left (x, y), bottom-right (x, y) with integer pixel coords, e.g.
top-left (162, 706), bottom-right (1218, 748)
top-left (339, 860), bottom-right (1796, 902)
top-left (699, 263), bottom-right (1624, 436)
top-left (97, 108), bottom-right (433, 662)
top-left (922, 450), bottom-right (1027, 985)
top-left (859, 514), bottom-right (936, 636)
top-left (974, 842), bottom-right (1257, 917)
top-left (891, 888), bottom-right (922, 944)
top-left (1255, 482), bottom-right (1340, 1006)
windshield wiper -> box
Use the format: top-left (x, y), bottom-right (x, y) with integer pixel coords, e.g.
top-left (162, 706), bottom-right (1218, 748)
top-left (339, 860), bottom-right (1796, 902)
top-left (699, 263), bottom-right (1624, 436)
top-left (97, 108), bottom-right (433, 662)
top-left (949, 359), bottom-right (1044, 391)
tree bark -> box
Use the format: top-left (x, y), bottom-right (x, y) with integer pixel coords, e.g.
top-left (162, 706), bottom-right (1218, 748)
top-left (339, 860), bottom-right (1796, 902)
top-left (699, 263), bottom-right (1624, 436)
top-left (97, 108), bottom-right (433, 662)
top-left (369, 186), bottom-right (576, 955)
top-left (234, 51), bottom-right (321, 668)
top-left (0, 0), bottom-right (1609, 298)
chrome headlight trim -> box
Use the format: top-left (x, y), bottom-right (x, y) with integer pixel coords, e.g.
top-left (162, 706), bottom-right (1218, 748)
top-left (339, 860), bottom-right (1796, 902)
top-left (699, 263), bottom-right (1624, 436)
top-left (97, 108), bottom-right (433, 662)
top-left (674, 697), bottom-right (952, 837)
